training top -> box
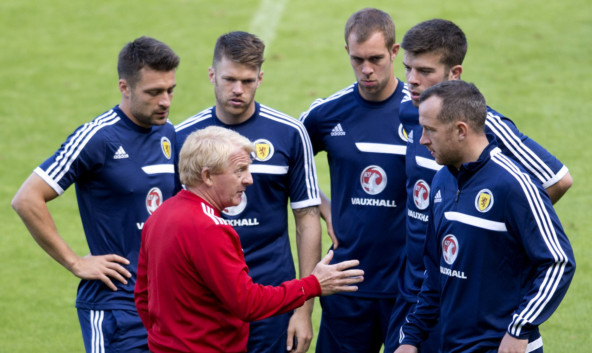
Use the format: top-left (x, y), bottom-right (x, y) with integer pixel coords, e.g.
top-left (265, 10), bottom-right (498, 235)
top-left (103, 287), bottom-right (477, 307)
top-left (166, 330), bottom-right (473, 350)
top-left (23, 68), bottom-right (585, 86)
top-left (35, 106), bottom-right (176, 310)
top-left (300, 80), bottom-right (407, 297)
top-left (399, 94), bottom-right (569, 303)
top-left (135, 190), bottom-right (321, 353)
top-left (399, 142), bottom-right (575, 353)
top-left (175, 103), bottom-right (320, 285)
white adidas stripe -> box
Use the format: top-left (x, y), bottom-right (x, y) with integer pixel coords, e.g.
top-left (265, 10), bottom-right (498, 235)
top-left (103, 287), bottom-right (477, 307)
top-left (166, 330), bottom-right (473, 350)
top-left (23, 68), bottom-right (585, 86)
top-left (444, 211), bottom-right (507, 232)
top-left (202, 202), bottom-right (227, 225)
top-left (491, 151), bottom-right (569, 337)
top-left (527, 337), bottom-right (543, 352)
top-left (174, 108), bottom-right (213, 132)
top-left (50, 112), bottom-right (121, 183)
top-left (142, 164), bottom-right (175, 174)
top-left (416, 156), bottom-right (443, 171)
top-left (355, 142), bottom-right (406, 155)
top-left (260, 104), bottom-right (320, 201)
top-left (91, 310), bottom-right (104, 353)
top-left (299, 85), bottom-right (355, 122)
top-left (486, 111), bottom-right (554, 184)
top-left (249, 164), bottom-right (289, 174)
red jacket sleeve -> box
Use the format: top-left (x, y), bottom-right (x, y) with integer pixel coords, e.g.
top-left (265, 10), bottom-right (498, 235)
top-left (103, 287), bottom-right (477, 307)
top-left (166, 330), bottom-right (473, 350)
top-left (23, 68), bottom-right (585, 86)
top-left (134, 227), bottom-right (149, 329)
top-left (190, 222), bottom-right (321, 322)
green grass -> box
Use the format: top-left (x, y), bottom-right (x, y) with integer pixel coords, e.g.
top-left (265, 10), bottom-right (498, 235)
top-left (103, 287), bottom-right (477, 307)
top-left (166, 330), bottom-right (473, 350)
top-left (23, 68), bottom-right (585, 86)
top-left (1, 0), bottom-right (590, 351)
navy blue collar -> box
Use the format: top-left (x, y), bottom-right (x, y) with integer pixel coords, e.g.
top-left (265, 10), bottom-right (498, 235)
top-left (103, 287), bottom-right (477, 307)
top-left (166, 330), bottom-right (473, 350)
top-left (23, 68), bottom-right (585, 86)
top-left (447, 133), bottom-right (499, 185)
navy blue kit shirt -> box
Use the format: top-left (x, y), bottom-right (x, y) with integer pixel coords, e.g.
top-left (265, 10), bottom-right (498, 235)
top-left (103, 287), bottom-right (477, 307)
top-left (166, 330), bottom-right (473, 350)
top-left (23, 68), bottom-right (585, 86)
top-left (400, 142), bottom-right (575, 353)
top-left (399, 93), bottom-right (445, 303)
top-left (398, 94), bottom-right (569, 303)
top-left (35, 106), bottom-right (176, 310)
top-left (175, 102), bottom-right (321, 286)
top-left (300, 81), bottom-right (407, 297)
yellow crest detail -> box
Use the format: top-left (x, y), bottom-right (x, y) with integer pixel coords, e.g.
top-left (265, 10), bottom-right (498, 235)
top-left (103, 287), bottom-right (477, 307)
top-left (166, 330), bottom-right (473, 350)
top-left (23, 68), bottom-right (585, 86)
top-left (478, 193), bottom-right (491, 211)
top-left (256, 143), bottom-right (270, 160)
top-left (161, 137), bottom-right (172, 159)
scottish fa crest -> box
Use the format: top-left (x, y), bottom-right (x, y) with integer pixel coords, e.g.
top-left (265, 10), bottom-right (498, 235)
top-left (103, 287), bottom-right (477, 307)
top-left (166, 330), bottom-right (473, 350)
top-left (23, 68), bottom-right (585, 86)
top-left (398, 124), bottom-right (408, 142)
top-left (161, 136), bottom-right (172, 159)
top-left (475, 189), bottom-right (494, 213)
top-left (252, 139), bottom-right (274, 162)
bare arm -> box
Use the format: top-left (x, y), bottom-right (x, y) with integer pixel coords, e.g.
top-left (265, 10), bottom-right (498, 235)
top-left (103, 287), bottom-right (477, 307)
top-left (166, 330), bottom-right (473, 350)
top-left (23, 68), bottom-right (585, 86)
top-left (394, 345), bottom-right (419, 353)
top-left (497, 333), bottom-right (528, 353)
top-left (11, 173), bottom-right (131, 291)
top-left (319, 190), bottom-right (338, 249)
top-left (546, 171), bottom-right (573, 204)
top-left (287, 206), bottom-right (322, 352)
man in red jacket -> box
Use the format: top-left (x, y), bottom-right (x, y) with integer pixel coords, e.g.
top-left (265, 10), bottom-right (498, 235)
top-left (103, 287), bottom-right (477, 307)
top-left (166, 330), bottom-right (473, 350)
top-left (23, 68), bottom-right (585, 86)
top-left (135, 125), bottom-right (364, 353)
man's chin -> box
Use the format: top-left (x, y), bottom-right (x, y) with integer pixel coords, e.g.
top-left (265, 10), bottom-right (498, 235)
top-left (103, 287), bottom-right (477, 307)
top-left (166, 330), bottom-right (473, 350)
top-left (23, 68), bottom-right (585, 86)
top-left (152, 117), bottom-right (168, 126)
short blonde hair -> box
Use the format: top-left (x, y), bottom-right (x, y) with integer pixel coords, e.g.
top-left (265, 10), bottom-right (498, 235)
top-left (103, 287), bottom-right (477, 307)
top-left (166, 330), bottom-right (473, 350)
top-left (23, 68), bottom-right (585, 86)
top-left (179, 126), bottom-right (254, 187)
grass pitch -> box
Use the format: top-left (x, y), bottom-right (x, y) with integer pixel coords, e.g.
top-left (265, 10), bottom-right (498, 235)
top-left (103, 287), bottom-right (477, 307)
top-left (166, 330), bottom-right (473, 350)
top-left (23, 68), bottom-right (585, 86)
top-left (1, 0), bottom-right (590, 351)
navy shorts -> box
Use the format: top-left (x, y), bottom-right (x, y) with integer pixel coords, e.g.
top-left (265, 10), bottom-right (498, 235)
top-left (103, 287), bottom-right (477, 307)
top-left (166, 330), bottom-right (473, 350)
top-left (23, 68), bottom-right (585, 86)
top-left (527, 336), bottom-right (544, 353)
top-left (316, 294), bottom-right (395, 353)
top-left (479, 335), bottom-right (544, 353)
top-left (77, 308), bottom-right (148, 353)
top-left (384, 296), bottom-right (439, 353)
top-left (247, 310), bottom-right (292, 352)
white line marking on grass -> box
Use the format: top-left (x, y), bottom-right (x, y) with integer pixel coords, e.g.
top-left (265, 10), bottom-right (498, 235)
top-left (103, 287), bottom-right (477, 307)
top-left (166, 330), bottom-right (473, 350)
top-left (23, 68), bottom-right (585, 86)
top-left (249, 0), bottom-right (289, 49)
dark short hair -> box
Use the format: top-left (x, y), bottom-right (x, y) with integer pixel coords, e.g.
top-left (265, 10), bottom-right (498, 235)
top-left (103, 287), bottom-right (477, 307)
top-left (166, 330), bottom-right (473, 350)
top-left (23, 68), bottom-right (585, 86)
top-left (402, 19), bottom-right (467, 69)
top-left (420, 80), bottom-right (487, 132)
top-left (213, 31), bottom-right (265, 69)
top-left (344, 8), bottom-right (396, 49)
top-left (117, 36), bottom-right (180, 87)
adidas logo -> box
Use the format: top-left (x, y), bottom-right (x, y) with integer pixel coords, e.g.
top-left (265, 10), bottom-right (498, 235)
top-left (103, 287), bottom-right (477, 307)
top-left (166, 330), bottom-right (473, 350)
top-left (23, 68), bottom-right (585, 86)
top-left (113, 146), bottom-right (129, 159)
top-left (408, 130), bottom-right (414, 143)
top-left (331, 123), bottom-right (346, 136)
top-left (434, 190), bottom-right (442, 203)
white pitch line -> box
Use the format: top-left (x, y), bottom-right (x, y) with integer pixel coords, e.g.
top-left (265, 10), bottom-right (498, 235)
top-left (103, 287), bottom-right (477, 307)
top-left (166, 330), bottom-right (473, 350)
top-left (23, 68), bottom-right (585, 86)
top-left (249, 0), bottom-right (289, 49)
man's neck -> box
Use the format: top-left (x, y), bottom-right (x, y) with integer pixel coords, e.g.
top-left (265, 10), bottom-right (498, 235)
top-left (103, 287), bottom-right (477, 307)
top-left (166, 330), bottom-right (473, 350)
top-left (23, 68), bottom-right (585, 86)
top-left (187, 185), bottom-right (221, 211)
top-left (459, 134), bottom-right (490, 168)
top-left (118, 102), bottom-right (150, 128)
top-left (215, 103), bottom-right (255, 125)
top-left (359, 76), bottom-right (398, 102)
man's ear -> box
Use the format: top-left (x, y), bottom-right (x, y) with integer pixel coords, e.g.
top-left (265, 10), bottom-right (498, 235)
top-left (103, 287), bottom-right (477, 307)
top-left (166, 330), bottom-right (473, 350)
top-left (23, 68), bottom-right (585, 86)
top-left (208, 67), bottom-right (215, 85)
top-left (202, 167), bottom-right (214, 187)
top-left (119, 78), bottom-right (130, 97)
top-left (455, 121), bottom-right (469, 141)
top-left (390, 43), bottom-right (401, 60)
top-left (449, 65), bottom-right (463, 80)
top-left (255, 69), bottom-right (264, 89)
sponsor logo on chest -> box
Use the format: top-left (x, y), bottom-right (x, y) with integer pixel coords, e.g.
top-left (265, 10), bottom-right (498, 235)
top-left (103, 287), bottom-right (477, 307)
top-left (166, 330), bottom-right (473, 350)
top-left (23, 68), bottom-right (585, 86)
top-left (440, 234), bottom-right (467, 279)
top-left (413, 179), bottom-right (430, 210)
top-left (146, 187), bottom-right (163, 215)
top-left (222, 192), bottom-right (259, 227)
top-left (360, 165), bottom-right (387, 195)
top-left (352, 165), bottom-right (397, 207)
